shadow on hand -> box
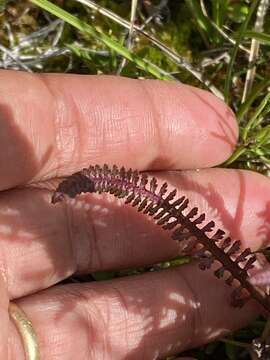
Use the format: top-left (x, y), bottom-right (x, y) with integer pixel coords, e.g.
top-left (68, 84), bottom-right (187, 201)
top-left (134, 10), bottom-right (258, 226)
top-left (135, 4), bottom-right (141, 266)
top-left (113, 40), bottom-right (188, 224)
top-left (0, 104), bottom-right (53, 190)
top-left (0, 104), bottom-right (268, 358)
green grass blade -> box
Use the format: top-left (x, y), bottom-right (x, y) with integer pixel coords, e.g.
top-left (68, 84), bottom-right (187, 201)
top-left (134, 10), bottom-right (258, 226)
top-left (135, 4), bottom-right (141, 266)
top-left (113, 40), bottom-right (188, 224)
top-left (224, 0), bottom-right (260, 104)
top-left (245, 30), bottom-right (270, 45)
top-left (242, 92), bottom-right (270, 141)
top-left (30, 0), bottom-right (174, 81)
top-left (222, 145), bottom-right (246, 166)
top-left (210, 0), bottom-right (226, 28)
top-left (237, 77), bottom-right (270, 121)
top-left (184, 0), bottom-right (214, 43)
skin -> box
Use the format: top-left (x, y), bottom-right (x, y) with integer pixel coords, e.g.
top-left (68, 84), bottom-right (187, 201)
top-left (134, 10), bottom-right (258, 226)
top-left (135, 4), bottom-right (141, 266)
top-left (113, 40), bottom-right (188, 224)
top-left (0, 70), bottom-right (269, 359)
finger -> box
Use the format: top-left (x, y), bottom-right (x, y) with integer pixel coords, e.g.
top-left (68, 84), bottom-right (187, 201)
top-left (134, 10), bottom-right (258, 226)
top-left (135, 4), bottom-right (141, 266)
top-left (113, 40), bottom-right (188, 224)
top-left (9, 265), bottom-right (259, 360)
top-left (1, 168), bottom-right (269, 299)
top-left (0, 71), bottom-right (238, 190)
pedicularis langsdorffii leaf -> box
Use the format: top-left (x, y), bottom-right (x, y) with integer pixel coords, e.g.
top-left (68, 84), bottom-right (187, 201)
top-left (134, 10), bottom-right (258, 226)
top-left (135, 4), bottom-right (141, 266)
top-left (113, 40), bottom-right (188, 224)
top-left (52, 164), bottom-right (270, 313)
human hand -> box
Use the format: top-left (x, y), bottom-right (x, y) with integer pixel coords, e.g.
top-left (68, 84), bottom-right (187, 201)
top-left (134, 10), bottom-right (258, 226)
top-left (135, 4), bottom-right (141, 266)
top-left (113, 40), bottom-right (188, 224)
top-left (1, 71), bottom-right (269, 359)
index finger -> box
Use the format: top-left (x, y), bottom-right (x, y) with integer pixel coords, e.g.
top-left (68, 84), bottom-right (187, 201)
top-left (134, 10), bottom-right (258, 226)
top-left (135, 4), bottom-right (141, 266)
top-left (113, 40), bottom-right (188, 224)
top-left (0, 70), bottom-right (238, 190)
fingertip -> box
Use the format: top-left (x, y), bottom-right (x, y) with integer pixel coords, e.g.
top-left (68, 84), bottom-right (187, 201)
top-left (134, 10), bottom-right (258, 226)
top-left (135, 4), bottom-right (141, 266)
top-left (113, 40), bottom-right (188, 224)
top-left (141, 80), bottom-right (239, 168)
top-left (178, 83), bottom-right (239, 166)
